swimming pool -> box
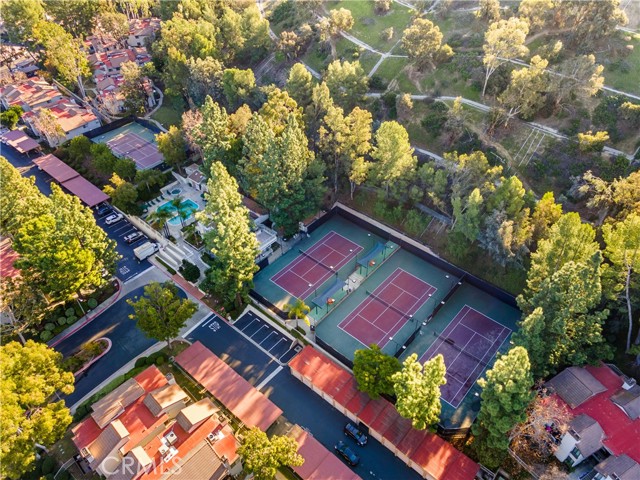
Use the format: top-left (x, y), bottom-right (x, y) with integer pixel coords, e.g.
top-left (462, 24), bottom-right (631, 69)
top-left (157, 199), bottom-right (200, 226)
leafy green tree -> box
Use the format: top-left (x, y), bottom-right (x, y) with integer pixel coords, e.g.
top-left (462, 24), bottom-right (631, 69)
top-left (476, 0), bottom-right (501, 22)
top-left (179, 260), bottom-right (201, 283)
top-left (353, 344), bottom-right (401, 399)
top-left (222, 68), bottom-right (256, 110)
top-left (557, 0), bottom-right (627, 48)
top-left (103, 173), bottom-right (139, 214)
top-left (371, 121), bottom-right (417, 196)
top-left (135, 168), bottom-right (165, 193)
top-left (325, 60), bottom-right (368, 111)
top-left (186, 56), bottom-right (223, 107)
top-left (259, 87), bottom-right (303, 136)
top-left (43, 0), bottom-right (107, 37)
top-left (482, 17), bottom-right (529, 96)
top-left (521, 212), bottom-right (600, 303)
top-left (305, 82), bottom-right (335, 145)
top-left (548, 55), bottom-right (604, 111)
top-left (200, 162), bottom-right (259, 308)
top-left (603, 214), bottom-right (640, 350)
top-left (452, 188), bottom-right (484, 242)
top-left (286, 63), bottom-right (314, 109)
top-left (0, 340), bottom-right (74, 479)
top-left (127, 282), bottom-right (198, 349)
top-left (195, 96), bottom-right (236, 177)
top-left (0, 277), bottom-right (47, 344)
top-left (0, 105), bottom-right (24, 130)
top-left (239, 112), bottom-right (275, 196)
top-left (2, 0), bottom-right (45, 43)
top-left (157, 126), bottom-right (187, 173)
top-left (578, 131), bottom-right (609, 153)
top-left (401, 18), bottom-right (453, 71)
top-left (120, 61), bottom-right (148, 116)
top-left (66, 135), bottom-right (92, 168)
top-left (283, 298), bottom-right (311, 328)
top-left (478, 208), bottom-right (530, 267)
top-left (251, 115), bottom-right (325, 235)
top-left (113, 158), bottom-right (137, 182)
top-left (32, 21), bottom-right (90, 96)
top-left (518, 0), bottom-right (555, 31)
top-left (0, 157), bottom-right (50, 237)
top-left (94, 11), bottom-right (130, 46)
top-left (343, 107), bottom-right (372, 198)
top-left (530, 191), bottom-right (562, 247)
top-left (13, 184), bottom-right (118, 302)
top-left (392, 353), bottom-right (446, 430)
top-left (577, 171), bottom-right (640, 223)
top-left (472, 347), bottom-right (534, 469)
top-left (237, 428), bottom-right (304, 480)
top-left (443, 150), bottom-right (503, 203)
top-left (514, 252), bottom-right (611, 378)
top-left (147, 207), bottom-right (173, 238)
top-left (499, 55), bottom-right (548, 123)
top-left (90, 143), bottom-right (117, 176)
top-left (318, 7), bottom-right (354, 42)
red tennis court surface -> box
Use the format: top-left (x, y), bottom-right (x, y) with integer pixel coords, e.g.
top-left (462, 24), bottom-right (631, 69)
top-left (106, 132), bottom-right (163, 169)
top-left (339, 268), bottom-right (436, 348)
top-left (271, 231), bottom-right (362, 299)
top-left (420, 305), bottom-right (510, 408)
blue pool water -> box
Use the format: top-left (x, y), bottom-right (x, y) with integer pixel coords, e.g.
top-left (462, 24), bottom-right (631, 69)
top-left (157, 199), bottom-right (199, 225)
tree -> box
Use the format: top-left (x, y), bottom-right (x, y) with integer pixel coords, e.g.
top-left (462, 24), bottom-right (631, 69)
top-left (576, 171), bottom-right (640, 223)
top-left (499, 55), bottom-right (548, 123)
top-left (444, 97), bottom-right (466, 143)
top-left (325, 60), bottom-right (368, 111)
top-left (557, 0), bottom-right (627, 48)
top-left (472, 347), bottom-right (534, 469)
top-left (286, 63), bottom-right (314, 108)
top-left (478, 208), bottom-right (530, 267)
top-left (514, 252), bottom-right (611, 378)
top-left (343, 107), bottom-right (373, 199)
top-left (259, 87), bottom-right (303, 136)
top-left (135, 168), bottom-right (165, 193)
top-left (401, 18), bottom-right (452, 71)
top-left (530, 191), bottom-right (562, 247)
top-left (200, 162), bottom-right (259, 308)
top-left (371, 121), bottom-right (417, 196)
top-left (32, 21), bottom-right (90, 96)
top-left (194, 96), bottom-right (236, 178)
top-left (279, 30), bottom-right (303, 60)
top-left (452, 188), bottom-right (484, 242)
top-left (66, 135), bottom-right (92, 168)
top-left (305, 82), bottom-right (335, 145)
top-left (90, 143), bottom-right (117, 176)
top-left (43, 0), bottom-right (107, 38)
top-left (476, 0), bottom-right (501, 22)
top-left (237, 428), bottom-right (304, 480)
top-left (578, 130), bottom-right (609, 153)
top-left (0, 340), bottom-right (74, 479)
top-left (186, 56), bottom-right (223, 107)
top-left (318, 8), bottom-right (354, 42)
top-left (522, 212), bottom-right (600, 303)
top-left (0, 105), bottom-right (24, 130)
top-left (375, 0), bottom-right (392, 14)
top-left (603, 214), bottom-right (640, 351)
top-left (283, 298), bottom-right (311, 328)
top-left (31, 108), bottom-right (65, 147)
top-left (179, 260), bottom-right (201, 283)
top-left (222, 68), bottom-right (256, 110)
top-left (103, 173), bottom-right (139, 214)
top-left (482, 17), bottom-right (529, 96)
top-left (518, 0), bottom-right (555, 31)
top-left (396, 93), bottom-right (413, 122)
top-left (548, 55), bottom-right (604, 111)
top-left (148, 207), bottom-right (172, 238)
top-left (157, 126), bottom-right (187, 172)
top-left (443, 150), bottom-right (503, 203)
top-left (392, 353), bottom-right (446, 430)
top-left (353, 344), bottom-right (401, 399)
top-left (113, 158), bottom-right (136, 181)
top-left (120, 61), bottom-right (148, 115)
top-left (127, 282), bottom-right (197, 349)
top-left (0, 277), bottom-right (47, 344)
top-left (0, 157), bottom-right (50, 237)
top-left (2, 0), bottom-right (45, 43)
top-left (94, 11), bottom-right (130, 46)
top-left (13, 184), bottom-right (118, 302)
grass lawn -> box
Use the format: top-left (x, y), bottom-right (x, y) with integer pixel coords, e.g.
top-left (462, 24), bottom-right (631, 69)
top-left (600, 34), bottom-right (640, 96)
top-left (335, 37), bottom-right (382, 75)
top-left (302, 43), bottom-right (331, 74)
top-left (151, 97), bottom-right (186, 129)
top-left (328, 0), bottom-right (413, 52)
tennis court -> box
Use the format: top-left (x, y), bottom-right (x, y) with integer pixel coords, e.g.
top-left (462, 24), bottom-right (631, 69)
top-left (271, 231), bottom-right (362, 299)
top-left (339, 268), bottom-right (437, 348)
top-left (419, 305), bottom-right (510, 408)
top-left (93, 122), bottom-right (163, 170)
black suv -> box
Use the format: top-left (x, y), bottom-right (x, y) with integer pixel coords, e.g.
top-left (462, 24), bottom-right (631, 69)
top-left (96, 204), bottom-right (112, 216)
top-left (344, 423), bottom-right (368, 446)
top-left (335, 441), bottom-right (359, 466)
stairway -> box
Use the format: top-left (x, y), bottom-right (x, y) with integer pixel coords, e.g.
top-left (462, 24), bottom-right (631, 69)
top-left (156, 242), bottom-right (191, 271)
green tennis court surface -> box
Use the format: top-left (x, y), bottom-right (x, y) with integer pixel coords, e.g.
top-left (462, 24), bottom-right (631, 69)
top-left (252, 213), bottom-right (521, 430)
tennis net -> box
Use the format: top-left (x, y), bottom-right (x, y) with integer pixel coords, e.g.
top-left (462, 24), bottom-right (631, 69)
top-left (433, 332), bottom-right (489, 367)
top-left (365, 290), bottom-right (413, 320)
top-left (299, 249), bottom-right (333, 272)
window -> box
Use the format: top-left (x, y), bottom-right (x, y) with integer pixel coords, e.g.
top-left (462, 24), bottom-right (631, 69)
top-left (570, 446), bottom-right (581, 459)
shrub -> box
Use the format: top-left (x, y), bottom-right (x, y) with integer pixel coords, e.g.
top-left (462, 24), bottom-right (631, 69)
top-left (65, 308), bottom-right (76, 317)
top-left (73, 404), bottom-right (89, 421)
top-left (179, 260), bottom-right (201, 283)
top-left (45, 323), bottom-right (55, 331)
top-left (155, 356), bottom-right (166, 366)
top-left (40, 330), bottom-right (53, 341)
top-left (369, 75), bottom-right (387, 91)
top-left (135, 357), bottom-right (148, 368)
top-left (88, 298), bottom-right (98, 309)
top-left (66, 315), bottom-right (77, 324)
top-left (57, 469), bottom-right (70, 480)
top-left (41, 457), bottom-right (56, 475)
top-left (57, 317), bottom-right (68, 326)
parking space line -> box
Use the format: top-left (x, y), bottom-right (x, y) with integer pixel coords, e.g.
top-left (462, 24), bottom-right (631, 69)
top-left (260, 331), bottom-right (277, 346)
top-left (268, 338), bottom-right (285, 353)
top-left (252, 325), bottom-right (268, 338)
top-left (256, 366), bottom-right (283, 391)
top-left (241, 318), bottom-right (258, 332)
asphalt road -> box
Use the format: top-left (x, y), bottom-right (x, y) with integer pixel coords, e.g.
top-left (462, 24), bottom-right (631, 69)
top-left (187, 313), bottom-right (421, 480)
top-left (2, 143), bottom-right (150, 282)
top-left (56, 285), bottom-right (186, 406)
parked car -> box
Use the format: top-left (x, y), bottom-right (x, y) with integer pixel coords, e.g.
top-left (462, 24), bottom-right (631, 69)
top-left (335, 441), bottom-right (359, 466)
top-left (344, 423), bottom-right (368, 446)
top-left (96, 204), bottom-right (112, 216)
top-left (124, 231), bottom-right (145, 244)
top-left (105, 213), bottom-right (123, 225)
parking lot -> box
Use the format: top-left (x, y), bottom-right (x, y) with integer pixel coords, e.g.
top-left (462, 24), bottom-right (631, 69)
top-left (233, 310), bottom-right (301, 364)
top-left (93, 206), bottom-right (152, 282)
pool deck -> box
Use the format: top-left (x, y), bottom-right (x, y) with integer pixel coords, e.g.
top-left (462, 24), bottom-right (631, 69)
top-left (145, 181), bottom-right (204, 232)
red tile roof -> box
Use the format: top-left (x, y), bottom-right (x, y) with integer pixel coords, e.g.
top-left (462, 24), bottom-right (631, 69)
top-left (175, 342), bottom-right (282, 431)
top-left (289, 346), bottom-right (479, 480)
top-left (553, 365), bottom-right (640, 464)
top-left (0, 238), bottom-right (20, 279)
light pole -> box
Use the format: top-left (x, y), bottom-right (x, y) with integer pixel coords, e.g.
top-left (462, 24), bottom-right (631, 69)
top-left (389, 336), bottom-right (406, 358)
